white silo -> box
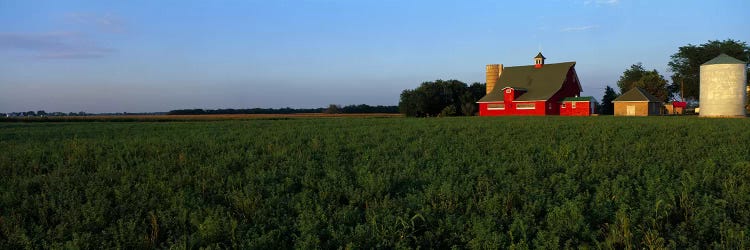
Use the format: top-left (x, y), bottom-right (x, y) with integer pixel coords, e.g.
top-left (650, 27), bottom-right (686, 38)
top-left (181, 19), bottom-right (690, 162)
top-left (699, 54), bottom-right (748, 117)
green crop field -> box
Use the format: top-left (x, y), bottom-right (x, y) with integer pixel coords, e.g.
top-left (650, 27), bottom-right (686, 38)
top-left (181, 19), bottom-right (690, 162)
top-left (1, 117), bottom-right (749, 249)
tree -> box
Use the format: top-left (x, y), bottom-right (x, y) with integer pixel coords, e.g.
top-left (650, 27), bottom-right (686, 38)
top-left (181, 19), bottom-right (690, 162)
top-left (399, 80), bottom-right (480, 117)
top-left (458, 92), bottom-right (476, 116)
top-left (438, 105), bottom-right (457, 117)
top-left (324, 104), bottom-right (342, 114)
top-left (617, 64), bottom-right (671, 102)
top-left (36, 110), bottom-right (47, 117)
top-left (668, 39), bottom-right (750, 100)
top-left (600, 85), bottom-right (619, 115)
top-left (459, 82), bottom-right (486, 116)
top-left (616, 63), bottom-right (647, 94)
top-left (399, 89), bottom-right (424, 117)
top-left (634, 70), bottom-right (670, 102)
top-left (467, 82), bottom-right (486, 101)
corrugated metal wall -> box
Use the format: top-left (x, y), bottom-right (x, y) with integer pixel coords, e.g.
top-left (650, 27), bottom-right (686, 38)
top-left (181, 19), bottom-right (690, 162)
top-left (700, 63), bottom-right (747, 117)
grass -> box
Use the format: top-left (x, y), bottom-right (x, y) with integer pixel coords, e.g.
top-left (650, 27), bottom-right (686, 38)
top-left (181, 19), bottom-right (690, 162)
top-left (1, 116), bottom-right (748, 249)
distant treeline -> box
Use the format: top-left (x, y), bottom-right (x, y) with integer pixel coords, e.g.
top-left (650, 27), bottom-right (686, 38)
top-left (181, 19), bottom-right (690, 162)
top-left (167, 104), bottom-right (398, 115)
top-left (331, 104), bottom-right (399, 114)
top-left (1, 111), bottom-right (166, 117)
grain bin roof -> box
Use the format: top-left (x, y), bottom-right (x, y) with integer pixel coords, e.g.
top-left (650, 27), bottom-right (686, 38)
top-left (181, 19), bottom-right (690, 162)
top-left (702, 53), bottom-right (746, 65)
top-left (613, 87), bottom-right (662, 102)
top-left (477, 61), bottom-right (576, 102)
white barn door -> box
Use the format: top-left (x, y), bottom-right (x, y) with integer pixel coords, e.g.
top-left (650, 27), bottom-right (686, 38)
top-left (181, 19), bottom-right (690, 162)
top-left (627, 105), bottom-right (635, 116)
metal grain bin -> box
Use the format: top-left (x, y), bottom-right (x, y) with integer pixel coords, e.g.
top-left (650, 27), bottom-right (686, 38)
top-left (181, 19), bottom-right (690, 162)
top-left (699, 54), bottom-right (747, 117)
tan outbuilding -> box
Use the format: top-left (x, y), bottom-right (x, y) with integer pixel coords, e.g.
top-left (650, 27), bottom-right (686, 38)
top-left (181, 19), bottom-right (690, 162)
top-left (613, 87), bottom-right (663, 116)
top-left (699, 54), bottom-right (747, 117)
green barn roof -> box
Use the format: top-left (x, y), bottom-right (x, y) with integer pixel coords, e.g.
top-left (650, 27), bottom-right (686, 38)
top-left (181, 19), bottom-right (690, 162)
top-left (702, 53), bottom-right (746, 65)
top-left (612, 87), bottom-right (662, 102)
top-left (563, 96), bottom-right (595, 102)
top-left (477, 61), bottom-right (576, 102)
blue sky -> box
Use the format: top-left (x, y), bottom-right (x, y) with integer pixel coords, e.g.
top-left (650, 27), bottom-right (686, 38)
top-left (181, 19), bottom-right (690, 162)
top-left (1, 0), bottom-right (748, 113)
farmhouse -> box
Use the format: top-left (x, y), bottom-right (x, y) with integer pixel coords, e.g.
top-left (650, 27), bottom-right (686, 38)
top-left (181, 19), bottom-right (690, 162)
top-left (612, 87), bottom-right (663, 116)
top-left (477, 53), bottom-right (583, 116)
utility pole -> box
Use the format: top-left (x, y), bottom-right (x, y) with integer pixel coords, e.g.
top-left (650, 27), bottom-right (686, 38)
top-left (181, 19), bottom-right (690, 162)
top-left (680, 78), bottom-right (684, 102)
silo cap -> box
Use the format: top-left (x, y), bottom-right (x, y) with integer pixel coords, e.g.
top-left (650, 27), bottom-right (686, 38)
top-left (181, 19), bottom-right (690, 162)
top-left (702, 53), bottom-right (746, 65)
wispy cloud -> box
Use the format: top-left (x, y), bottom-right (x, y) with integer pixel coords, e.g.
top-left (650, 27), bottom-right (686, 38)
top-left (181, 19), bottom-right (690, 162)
top-left (65, 12), bottom-right (126, 33)
top-left (0, 32), bottom-right (116, 59)
top-left (36, 48), bottom-right (116, 59)
top-left (0, 12), bottom-right (125, 60)
top-left (560, 25), bottom-right (599, 32)
top-left (583, 0), bottom-right (619, 6)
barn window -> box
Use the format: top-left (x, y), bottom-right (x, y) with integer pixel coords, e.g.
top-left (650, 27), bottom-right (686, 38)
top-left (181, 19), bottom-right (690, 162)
top-left (516, 103), bottom-right (535, 109)
top-left (561, 103), bottom-right (566, 108)
top-left (572, 102), bottom-right (577, 109)
top-left (487, 103), bottom-right (505, 110)
top-left (505, 89), bottom-right (512, 93)
top-left (548, 103), bottom-right (552, 109)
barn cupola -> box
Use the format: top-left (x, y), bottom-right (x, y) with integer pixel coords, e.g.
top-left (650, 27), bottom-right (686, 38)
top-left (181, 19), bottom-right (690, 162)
top-left (534, 52), bottom-right (546, 68)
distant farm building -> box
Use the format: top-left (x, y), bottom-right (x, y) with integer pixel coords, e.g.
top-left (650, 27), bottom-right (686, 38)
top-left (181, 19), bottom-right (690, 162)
top-left (560, 96), bottom-right (596, 116)
top-left (477, 53), bottom-right (584, 116)
top-left (664, 101), bottom-right (687, 115)
top-left (612, 87), bottom-right (663, 116)
top-left (699, 54), bottom-right (747, 117)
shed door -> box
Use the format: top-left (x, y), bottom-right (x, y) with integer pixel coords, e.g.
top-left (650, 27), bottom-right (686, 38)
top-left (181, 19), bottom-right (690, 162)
top-left (627, 105), bottom-right (635, 116)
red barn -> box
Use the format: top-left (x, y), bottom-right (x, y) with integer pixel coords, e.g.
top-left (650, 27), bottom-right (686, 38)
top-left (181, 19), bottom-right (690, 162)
top-left (477, 53), bottom-right (583, 116)
top-left (560, 96), bottom-right (596, 116)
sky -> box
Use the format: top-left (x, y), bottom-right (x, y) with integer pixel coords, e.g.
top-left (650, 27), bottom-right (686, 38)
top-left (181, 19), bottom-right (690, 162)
top-left (1, 0), bottom-right (748, 113)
